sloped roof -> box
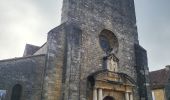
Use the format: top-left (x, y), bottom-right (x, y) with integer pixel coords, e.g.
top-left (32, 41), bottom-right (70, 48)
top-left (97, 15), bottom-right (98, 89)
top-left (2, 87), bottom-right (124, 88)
top-left (149, 67), bottom-right (170, 89)
top-left (23, 44), bottom-right (40, 56)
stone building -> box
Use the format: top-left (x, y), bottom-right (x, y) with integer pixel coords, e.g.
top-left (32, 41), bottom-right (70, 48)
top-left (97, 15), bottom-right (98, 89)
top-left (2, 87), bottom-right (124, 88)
top-left (150, 65), bottom-right (170, 100)
top-left (0, 0), bottom-right (152, 100)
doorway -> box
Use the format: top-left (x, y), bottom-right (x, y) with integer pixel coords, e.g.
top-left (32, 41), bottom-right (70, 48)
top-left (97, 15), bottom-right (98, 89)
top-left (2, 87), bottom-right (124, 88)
top-left (103, 96), bottom-right (114, 100)
top-left (11, 84), bottom-right (22, 100)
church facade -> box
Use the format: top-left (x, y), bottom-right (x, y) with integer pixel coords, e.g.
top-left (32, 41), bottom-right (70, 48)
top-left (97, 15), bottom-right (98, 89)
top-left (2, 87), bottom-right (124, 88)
top-left (0, 0), bottom-right (152, 100)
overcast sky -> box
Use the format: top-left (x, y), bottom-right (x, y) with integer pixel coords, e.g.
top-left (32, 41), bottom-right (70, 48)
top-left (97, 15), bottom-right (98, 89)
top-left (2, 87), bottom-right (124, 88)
top-left (0, 0), bottom-right (169, 71)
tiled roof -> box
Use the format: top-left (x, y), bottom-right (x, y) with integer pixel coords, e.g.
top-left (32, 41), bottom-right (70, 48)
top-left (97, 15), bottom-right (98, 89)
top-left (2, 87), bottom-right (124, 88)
top-left (23, 44), bottom-right (40, 56)
top-left (149, 67), bottom-right (170, 89)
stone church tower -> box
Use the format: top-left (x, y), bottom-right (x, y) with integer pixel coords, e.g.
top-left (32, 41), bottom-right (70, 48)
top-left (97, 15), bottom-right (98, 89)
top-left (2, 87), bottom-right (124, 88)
top-left (0, 0), bottom-right (153, 100)
top-left (0, 0), bottom-right (152, 100)
top-left (42, 0), bottom-right (152, 100)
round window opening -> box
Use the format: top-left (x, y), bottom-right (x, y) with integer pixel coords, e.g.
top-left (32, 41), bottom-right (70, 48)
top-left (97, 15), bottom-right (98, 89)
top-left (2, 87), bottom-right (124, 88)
top-left (99, 29), bottom-right (119, 54)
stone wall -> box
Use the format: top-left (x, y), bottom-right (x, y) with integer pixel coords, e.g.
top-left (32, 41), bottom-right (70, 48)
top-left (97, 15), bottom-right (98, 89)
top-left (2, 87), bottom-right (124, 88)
top-left (42, 23), bottom-right (67, 100)
top-left (42, 22), bottom-right (85, 100)
top-left (0, 55), bottom-right (46, 100)
top-left (165, 75), bottom-right (170, 99)
top-left (152, 89), bottom-right (166, 100)
top-left (135, 44), bottom-right (152, 100)
top-left (61, 0), bottom-right (139, 99)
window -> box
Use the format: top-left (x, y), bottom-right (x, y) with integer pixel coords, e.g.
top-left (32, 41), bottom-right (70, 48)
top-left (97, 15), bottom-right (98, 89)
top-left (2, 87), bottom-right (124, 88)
top-left (99, 29), bottom-right (118, 54)
top-left (99, 35), bottom-right (110, 52)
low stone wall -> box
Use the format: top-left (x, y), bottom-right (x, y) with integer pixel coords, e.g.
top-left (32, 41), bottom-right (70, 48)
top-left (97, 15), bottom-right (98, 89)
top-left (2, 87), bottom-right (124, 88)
top-left (0, 54), bottom-right (46, 100)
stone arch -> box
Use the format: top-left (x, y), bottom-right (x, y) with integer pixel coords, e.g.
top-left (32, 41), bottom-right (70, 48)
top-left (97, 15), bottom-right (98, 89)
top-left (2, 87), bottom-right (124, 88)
top-left (99, 29), bottom-right (119, 54)
top-left (11, 84), bottom-right (22, 100)
top-left (103, 96), bottom-right (115, 100)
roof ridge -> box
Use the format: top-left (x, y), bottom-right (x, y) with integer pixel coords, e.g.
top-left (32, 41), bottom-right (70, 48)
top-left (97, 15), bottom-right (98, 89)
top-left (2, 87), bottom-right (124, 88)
top-left (150, 68), bottom-right (166, 73)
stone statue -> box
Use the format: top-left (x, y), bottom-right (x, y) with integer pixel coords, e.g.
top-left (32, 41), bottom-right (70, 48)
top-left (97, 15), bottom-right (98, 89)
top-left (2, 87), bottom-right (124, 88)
top-left (107, 55), bottom-right (118, 72)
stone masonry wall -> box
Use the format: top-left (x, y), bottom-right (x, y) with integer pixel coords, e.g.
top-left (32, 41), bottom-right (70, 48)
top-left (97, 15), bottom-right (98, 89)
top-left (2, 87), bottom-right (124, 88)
top-left (61, 0), bottom-right (140, 99)
top-left (0, 55), bottom-right (46, 100)
top-left (43, 22), bottom-right (83, 100)
top-left (63, 23), bottom-right (82, 100)
top-left (135, 44), bottom-right (152, 100)
top-left (165, 75), bottom-right (170, 100)
top-left (42, 23), bottom-right (67, 100)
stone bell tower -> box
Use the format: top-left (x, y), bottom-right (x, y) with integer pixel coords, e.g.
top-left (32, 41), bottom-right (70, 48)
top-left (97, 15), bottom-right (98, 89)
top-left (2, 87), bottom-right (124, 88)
top-left (42, 0), bottom-right (152, 100)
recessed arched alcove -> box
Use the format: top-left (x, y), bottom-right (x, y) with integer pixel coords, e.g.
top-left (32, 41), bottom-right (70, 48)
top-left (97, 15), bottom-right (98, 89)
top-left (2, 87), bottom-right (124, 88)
top-left (11, 84), bottom-right (22, 100)
top-left (99, 29), bottom-right (119, 54)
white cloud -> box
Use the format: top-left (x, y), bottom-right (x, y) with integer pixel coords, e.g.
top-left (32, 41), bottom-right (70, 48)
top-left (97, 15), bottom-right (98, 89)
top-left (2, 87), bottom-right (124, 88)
top-left (0, 0), bottom-right (62, 59)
